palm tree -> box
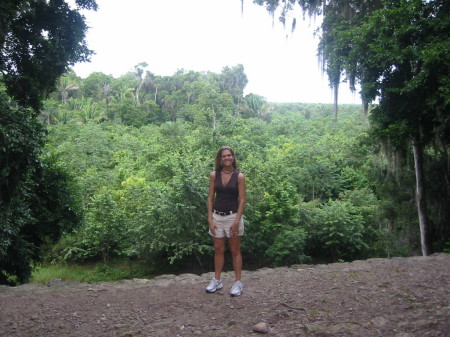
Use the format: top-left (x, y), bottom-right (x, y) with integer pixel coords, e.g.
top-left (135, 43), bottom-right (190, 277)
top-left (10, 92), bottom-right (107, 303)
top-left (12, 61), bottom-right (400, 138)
top-left (56, 75), bottom-right (80, 104)
top-left (242, 93), bottom-right (269, 119)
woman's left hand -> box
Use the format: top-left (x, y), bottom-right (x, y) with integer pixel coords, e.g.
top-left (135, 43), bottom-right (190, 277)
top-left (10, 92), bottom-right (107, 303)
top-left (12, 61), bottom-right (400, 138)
top-left (230, 222), bottom-right (239, 237)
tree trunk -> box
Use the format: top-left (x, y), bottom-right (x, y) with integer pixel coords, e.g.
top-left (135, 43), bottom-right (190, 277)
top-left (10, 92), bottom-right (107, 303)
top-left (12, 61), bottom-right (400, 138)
top-left (412, 138), bottom-right (432, 256)
top-left (333, 85), bottom-right (339, 123)
top-left (362, 97), bottom-right (369, 119)
top-left (135, 82), bottom-right (143, 105)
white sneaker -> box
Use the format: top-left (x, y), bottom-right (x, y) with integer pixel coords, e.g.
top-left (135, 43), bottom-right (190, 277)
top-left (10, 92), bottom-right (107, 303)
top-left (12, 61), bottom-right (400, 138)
top-left (230, 281), bottom-right (243, 296)
top-left (205, 278), bottom-right (223, 293)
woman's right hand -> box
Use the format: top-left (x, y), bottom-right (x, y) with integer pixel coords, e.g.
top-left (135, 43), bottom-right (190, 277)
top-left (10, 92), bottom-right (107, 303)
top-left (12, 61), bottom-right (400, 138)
top-left (208, 220), bottom-right (216, 236)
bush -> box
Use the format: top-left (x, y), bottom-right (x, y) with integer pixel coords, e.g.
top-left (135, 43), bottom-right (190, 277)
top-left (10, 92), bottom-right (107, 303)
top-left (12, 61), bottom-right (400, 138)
top-left (267, 228), bottom-right (311, 266)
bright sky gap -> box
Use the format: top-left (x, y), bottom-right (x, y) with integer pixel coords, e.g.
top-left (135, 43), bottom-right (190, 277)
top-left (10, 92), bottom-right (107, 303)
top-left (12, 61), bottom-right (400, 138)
top-left (72, 0), bottom-right (362, 104)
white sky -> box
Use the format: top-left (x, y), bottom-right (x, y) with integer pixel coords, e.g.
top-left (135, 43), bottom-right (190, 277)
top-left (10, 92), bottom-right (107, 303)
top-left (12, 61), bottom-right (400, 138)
top-left (72, 0), bottom-right (361, 104)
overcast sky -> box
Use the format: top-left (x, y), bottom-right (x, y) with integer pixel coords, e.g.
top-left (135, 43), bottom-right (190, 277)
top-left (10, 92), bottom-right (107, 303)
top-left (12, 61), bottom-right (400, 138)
top-left (72, 0), bottom-right (361, 104)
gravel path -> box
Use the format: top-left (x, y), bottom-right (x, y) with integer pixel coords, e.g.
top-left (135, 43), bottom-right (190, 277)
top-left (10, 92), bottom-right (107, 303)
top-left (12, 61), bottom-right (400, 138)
top-left (1, 253), bottom-right (449, 336)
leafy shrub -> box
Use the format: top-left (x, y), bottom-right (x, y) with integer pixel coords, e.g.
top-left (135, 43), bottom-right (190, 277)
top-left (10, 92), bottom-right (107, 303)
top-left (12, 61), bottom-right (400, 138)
top-left (311, 199), bottom-right (368, 262)
top-left (1, 93), bottom-right (80, 284)
top-left (267, 227), bottom-right (311, 266)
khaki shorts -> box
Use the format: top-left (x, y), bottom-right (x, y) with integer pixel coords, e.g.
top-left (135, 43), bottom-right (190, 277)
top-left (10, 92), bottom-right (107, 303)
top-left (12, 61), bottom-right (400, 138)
top-left (209, 212), bottom-right (244, 238)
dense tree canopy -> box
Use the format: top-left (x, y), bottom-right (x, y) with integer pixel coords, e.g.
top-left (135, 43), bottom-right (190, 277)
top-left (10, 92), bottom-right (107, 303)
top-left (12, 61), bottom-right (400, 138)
top-left (42, 99), bottom-right (381, 270)
top-left (0, 0), bottom-right (97, 111)
top-left (0, 0), bottom-right (97, 284)
top-left (253, 0), bottom-right (450, 255)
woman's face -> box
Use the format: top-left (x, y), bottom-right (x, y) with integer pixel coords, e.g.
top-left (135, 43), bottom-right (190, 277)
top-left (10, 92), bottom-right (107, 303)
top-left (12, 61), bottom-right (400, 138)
top-left (221, 149), bottom-right (234, 167)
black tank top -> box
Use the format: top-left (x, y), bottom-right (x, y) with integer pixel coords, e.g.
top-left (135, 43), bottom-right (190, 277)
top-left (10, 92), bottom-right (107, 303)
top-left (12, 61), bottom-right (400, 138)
top-left (213, 169), bottom-right (239, 212)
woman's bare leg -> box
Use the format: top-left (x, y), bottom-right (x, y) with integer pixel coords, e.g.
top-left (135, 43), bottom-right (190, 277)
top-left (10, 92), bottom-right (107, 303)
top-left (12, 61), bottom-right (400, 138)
top-left (228, 236), bottom-right (242, 281)
top-left (213, 237), bottom-right (225, 280)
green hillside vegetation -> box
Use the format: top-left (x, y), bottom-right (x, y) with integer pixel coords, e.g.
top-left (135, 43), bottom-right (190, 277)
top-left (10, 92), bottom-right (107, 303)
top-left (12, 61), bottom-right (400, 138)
top-left (26, 65), bottom-right (430, 282)
top-left (2, 0), bottom-right (448, 285)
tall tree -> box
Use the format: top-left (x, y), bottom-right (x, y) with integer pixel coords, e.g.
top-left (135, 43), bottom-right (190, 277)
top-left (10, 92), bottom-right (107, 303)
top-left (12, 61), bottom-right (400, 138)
top-left (133, 62), bottom-right (149, 105)
top-left (0, 0), bottom-right (97, 284)
top-left (55, 70), bottom-right (81, 105)
top-left (81, 72), bottom-right (114, 102)
top-left (242, 93), bottom-right (269, 119)
top-left (219, 64), bottom-right (248, 110)
top-left (352, 0), bottom-right (449, 255)
top-left (252, 0), bottom-right (449, 255)
top-left (0, 0), bottom-right (97, 111)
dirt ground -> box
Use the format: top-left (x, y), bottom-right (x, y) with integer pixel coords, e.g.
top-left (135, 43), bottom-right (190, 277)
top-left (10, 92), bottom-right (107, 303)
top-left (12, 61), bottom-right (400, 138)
top-left (0, 253), bottom-right (449, 337)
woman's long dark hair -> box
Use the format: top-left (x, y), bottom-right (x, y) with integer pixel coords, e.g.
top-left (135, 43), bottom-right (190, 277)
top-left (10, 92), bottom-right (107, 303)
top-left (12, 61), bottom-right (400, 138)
top-left (214, 146), bottom-right (238, 170)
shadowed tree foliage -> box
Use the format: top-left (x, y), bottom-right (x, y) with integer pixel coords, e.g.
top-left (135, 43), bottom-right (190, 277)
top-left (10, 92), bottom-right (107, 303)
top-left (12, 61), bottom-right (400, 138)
top-left (0, 0), bottom-right (97, 111)
top-left (0, 0), bottom-right (97, 284)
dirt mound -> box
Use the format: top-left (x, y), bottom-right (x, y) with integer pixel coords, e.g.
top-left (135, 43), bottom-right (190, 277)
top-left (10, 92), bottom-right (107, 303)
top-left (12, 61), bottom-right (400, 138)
top-left (1, 253), bottom-right (449, 336)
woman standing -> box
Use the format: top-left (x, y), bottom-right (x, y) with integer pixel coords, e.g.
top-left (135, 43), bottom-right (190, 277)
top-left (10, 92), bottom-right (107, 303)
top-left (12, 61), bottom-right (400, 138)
top-left (206, 146), bottom-right (246, 296)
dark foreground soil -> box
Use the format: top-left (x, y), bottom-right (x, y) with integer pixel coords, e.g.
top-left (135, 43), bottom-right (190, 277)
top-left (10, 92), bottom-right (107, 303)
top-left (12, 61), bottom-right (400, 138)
top-left (1, 253), bottom-right (449, 337)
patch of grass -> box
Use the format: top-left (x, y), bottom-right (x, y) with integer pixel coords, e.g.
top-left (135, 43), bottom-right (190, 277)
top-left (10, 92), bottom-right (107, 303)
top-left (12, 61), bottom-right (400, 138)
top-left (32, 264), bottom-right (88, 283)
top-left (412, 302), bottom-right (423, 309)
top-left (31, 260), bottom-right (155, 284)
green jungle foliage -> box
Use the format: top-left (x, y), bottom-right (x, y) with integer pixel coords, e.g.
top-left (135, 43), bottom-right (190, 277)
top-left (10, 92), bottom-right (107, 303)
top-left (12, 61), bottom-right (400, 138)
top-left (2, 0), bottom-right (448, 285)
top-left (256, 0), bottom-right (450, 257)
top-left (32, 65), bottom-right (432, 277)
top-left (4, 64), bottom-right (449, 284)
top-left (0, 89), bottom-right (81, 284)
top-left (43, 103), bottom-right (381, 270)
top-left (1, 0), bottom-right (98, 285)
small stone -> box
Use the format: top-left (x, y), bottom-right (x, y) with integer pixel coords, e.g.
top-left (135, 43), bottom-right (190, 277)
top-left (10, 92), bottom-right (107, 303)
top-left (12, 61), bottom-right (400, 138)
top-left (371, 316), bottom-right (389, 327)
top-left (253, 322), bottom-right (269, 334)
top-left (47, 278), bottom-right (61, 287)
